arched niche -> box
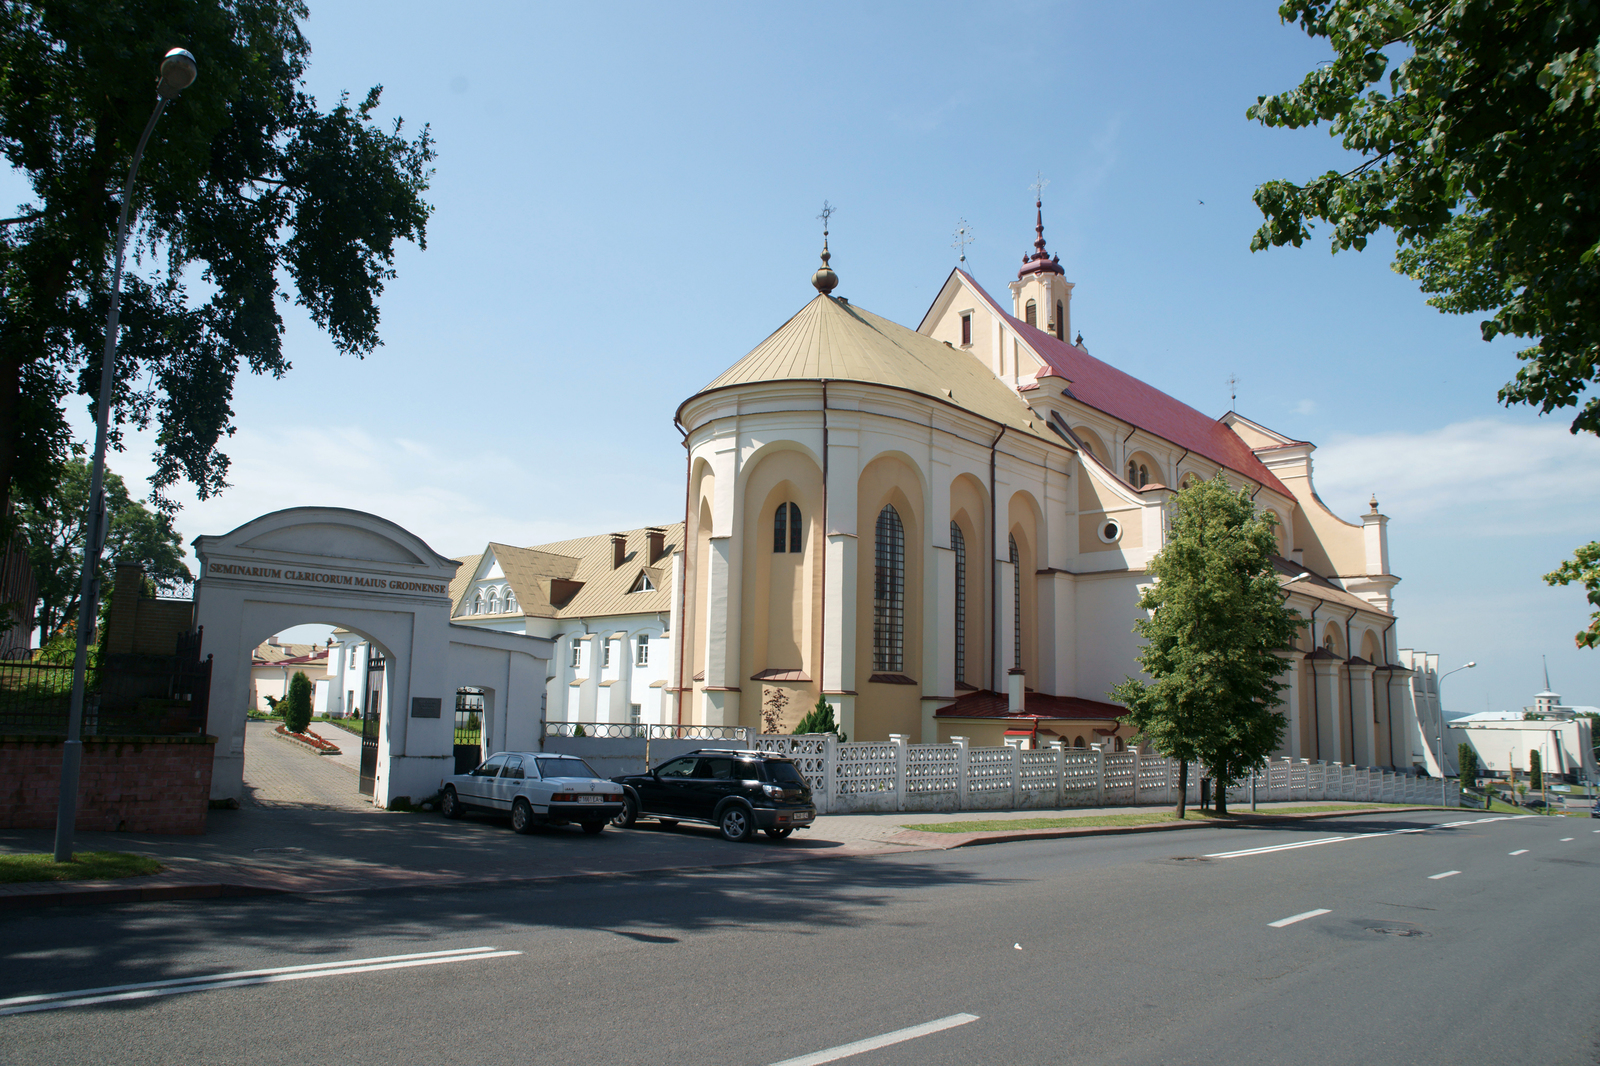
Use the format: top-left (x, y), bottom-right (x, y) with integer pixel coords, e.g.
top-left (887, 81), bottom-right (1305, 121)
top-left (856, 453), bottom-right (925, 740)
top-left (1008, 490), bottom-right (1045, 684)
top-left (949, 472), bottom-right (990, 690)
top-left (1074, 426), bottom-right (1109, 465)
top-left (738, 447), bottom-right (824, 714)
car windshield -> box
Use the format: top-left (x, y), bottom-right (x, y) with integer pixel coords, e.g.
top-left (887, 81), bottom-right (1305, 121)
top-left (535, 756), bottom-right (600, 779)
top-left (766, 761), bottom-right (807, 787)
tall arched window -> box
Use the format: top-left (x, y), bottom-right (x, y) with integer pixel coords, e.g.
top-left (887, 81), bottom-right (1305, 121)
top-left (951, 521), bottom-right (966, 685)
top-left (773, 502), bottom-right (802, 553)
top-left (1055, 300), bottom-right (1064, 340)
top-left (1009, 534), bottom-right (1021, 670)
top-left (1126, 460), bottom-right (1149, 488)
top-left (873, 506), bottom-right (905, 672)
top-left (1025, 299), bottom-right (1037, 327)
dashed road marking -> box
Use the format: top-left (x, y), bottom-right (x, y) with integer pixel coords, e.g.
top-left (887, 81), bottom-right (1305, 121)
top-left (1428, 870), bottom-right (1461, 880)
top-left (1269, 908), bottom-right (1331, 928)
top-left (1510, 849), bottom-right (1529, 856)
top-left (770, 1013), bottom-right (980, 1066)
top-left (1560, 837), bottom-right (1574, 842)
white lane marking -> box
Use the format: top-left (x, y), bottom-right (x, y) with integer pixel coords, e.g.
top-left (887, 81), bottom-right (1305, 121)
top-left (1428, 870), bottom-right (1461, 880)
top-left (0, 947), bottom-right (519, 1016)
top-left (1510, 850), bottom-right (1529, 856)
top-left (769, 1013), bottom-right (980, 1066)
top-left (1560, 837), bottom-right (1574, 842)
top-left (1269, 908), bottom-right (1331, 928)
top-left (1207, 815), bottom-right (1533, 860)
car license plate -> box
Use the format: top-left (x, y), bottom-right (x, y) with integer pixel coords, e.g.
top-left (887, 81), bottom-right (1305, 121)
top-left (578, 795), bottom-right (603, 803)
top-left (792, 812), bottom-right (811, 822)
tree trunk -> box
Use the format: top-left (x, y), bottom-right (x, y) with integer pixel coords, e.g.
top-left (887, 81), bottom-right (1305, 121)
top-left (1215, 772), bottom-right (1228, 816)
top-left (1176, 759), bottom-right (1188, 819)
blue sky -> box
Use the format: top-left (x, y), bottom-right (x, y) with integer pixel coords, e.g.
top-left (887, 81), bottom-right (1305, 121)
top-left (35, 1), bottom-right (1600, 714)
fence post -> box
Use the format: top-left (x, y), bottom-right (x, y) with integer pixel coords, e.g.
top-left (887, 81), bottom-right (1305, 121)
top-left (1091, 743), bottom-right (1105, 807)
top-left (950, 737), bottom-right (970, 810)
top-left (818, 733), bottom-right (836, 815)
top-left (1051, 739), bottom-right (1064, 808)
top-left (889, 734), bottom-right (908, 812)
top-left (1008, 744), bottom-right (1019, 810)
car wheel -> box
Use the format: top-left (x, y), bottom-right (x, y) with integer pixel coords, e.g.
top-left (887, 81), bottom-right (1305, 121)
top-left (656, 819), bottom-right (678, 829)
top-left (612, 795), bottom-right (638, 828)
top-left (764, 827), bottom-right (793, 841)
top-left (581, 821), bottom-right (606, 835)
top-left (511, 797), bottom-right (536, 835)
top-left (719, 805), bottom-right (754, 843)
top-left (441, 787), bottom-right (464, 820)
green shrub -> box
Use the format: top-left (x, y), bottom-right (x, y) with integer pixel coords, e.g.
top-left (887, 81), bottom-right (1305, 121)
top-left (573, 723), bottom-right (586, 737)
top-left (283, 671), bottom-right (313, 734)
top-left (1457, 743), bottom-right (1479, 783)
top-left (793, 696), bottom-right (848, 742)
top-left (1530, 749), bottom-right (1542, 790)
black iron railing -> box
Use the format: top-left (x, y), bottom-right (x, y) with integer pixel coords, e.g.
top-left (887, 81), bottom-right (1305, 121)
top-left (0, 629), bottom-right (212, 737)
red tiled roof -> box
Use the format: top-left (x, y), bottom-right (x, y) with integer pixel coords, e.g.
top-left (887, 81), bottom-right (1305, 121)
top-left (954, 270), bottom-right (1290, 497)
top-left (935, 689), bottom-right (1126, 720)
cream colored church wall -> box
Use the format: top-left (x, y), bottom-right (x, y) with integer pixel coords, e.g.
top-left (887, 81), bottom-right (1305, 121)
top-left (686, 461), bottom-right (715, 723)
top-left (854, 452), bottom-right (926, 741)
top-left (737, 446), bottom-right (824, 731)
top-left (1073, 572), bottom-right (1146, 705)
top-left (1276, 470), bottom-right (1366, 577)
top-left (1008, 490), bottom-right (1043, 683)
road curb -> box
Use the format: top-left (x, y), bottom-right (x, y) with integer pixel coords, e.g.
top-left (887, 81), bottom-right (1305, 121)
top-left (901, 805), bottom-right (1447, 850)
top-left (0, 881), bottom-right (281, 911)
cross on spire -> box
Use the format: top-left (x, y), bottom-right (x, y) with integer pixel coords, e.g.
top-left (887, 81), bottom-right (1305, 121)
top-left (952, 218), bottom-right (975, 264)
top-left (811, 200), bottom-right (838, 295)
top-left (1018, 174), bottom-right (1063, 278)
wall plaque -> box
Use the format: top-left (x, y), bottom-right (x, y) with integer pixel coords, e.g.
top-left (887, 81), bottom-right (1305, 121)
top-left (410, 697), bottom-right (442, 719)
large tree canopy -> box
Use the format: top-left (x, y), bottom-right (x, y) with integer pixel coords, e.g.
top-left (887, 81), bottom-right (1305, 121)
top-left (0, 0), bottom-right (434, 517)
top-left (1249, 0), bottom-right (1600, 646)
top-left (17, 454), bottom-right (190, 639)
top-left (1110, 475), bottom-right (1302, 816)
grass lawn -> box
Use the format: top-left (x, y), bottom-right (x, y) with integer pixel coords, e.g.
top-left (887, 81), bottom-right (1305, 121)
top-left (902, 803), bottom-right (1421, 834)
top-left (0, 851), bottom-right (163, 884)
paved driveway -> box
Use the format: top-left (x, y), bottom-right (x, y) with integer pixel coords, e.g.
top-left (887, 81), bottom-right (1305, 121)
top-left (240, 720), bottom-right (370, 812)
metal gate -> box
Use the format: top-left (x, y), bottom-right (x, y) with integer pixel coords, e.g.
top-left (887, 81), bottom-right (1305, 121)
top-left (358, 651), bottom-right (385, 796)
top-left (454, 688), bottom-right (484, 775)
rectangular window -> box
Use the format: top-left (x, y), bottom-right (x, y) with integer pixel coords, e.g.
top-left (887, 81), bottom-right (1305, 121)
top-left (603, 641), bottom-right (612, 668)
top-left (960, 313), bottom-right (971, 346)
top-left (630, 703), bottom-right (642, 724)
top-left (636, 635), bottom-right (650, 666)
top-left (570, 641), bottom-right (582, 668)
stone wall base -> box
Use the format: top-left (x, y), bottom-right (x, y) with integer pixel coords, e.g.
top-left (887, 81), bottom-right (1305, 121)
top-left (0, 734), bottom-right (217, 834)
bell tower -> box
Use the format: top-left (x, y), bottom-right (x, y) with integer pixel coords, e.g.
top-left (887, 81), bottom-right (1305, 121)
top-left (1008, 189), bottom-right (1074, 342)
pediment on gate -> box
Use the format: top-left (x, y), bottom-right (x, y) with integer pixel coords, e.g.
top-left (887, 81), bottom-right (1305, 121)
top-left (195, 506), bottom-right (460, 580)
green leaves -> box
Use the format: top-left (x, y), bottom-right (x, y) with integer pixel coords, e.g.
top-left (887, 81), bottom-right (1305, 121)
top-left (1544, 540), bottom-right (1600, 648)
top-left (1110, 475), bottom-right (1303, 790)
top-left (0, 0), bottom-right (435, 514)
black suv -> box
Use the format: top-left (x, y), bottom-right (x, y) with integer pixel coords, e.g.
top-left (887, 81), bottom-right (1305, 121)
top-left (611, 749), bottom-right (816, 842)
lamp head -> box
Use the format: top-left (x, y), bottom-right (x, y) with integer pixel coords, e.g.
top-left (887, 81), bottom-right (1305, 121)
top-left (157, 48), bottom-right (197, 99)
top-left (1466, 661), bottom-right (1476, 668)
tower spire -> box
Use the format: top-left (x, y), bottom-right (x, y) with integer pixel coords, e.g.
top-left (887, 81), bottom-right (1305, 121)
top-left (1018, 174), bottom-right (1063, 278)
top-left (812, 200), bottom-right (838, 295)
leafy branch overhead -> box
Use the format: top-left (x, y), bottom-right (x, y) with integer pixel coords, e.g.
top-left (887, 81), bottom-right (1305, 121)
top-left (0, 1), bottom-right (435, 516)
top-left (1248, 0), bottom-right (1600, 434)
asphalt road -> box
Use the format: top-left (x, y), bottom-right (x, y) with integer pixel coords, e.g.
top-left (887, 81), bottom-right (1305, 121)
top-left (1, 810), bottom-right (1595, 1066)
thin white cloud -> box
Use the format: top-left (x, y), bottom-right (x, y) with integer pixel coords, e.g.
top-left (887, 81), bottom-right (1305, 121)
top-left (1312, 418), bottom-right (1600, 537)
top-left (1293, 398), bottom-right (1316, 415)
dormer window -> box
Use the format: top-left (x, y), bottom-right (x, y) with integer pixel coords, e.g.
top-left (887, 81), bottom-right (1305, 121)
top-left (628, 570), bottom-right (655, 593)
top-left (487, 589), bottom-right (500, 613)
top-left (1025, 299), bottom-right (1037, 327)
top-left (504, 588), bottom-right (517, 612)
top-left (471, 591), bottom-right (484, 615)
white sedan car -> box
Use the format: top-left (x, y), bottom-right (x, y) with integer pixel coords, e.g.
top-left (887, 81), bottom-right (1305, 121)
top-left (440, 751), bottom-right (626, 835)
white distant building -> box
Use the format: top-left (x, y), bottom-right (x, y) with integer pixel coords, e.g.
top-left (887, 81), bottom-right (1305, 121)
top-left (1449, 681), bottom-right (1598, 783)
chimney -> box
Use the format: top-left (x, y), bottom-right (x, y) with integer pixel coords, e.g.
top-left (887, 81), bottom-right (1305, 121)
top-left (646, 527), bottom-right (666, 562)
top-left (267, 634), bottom-right (281, 646)
top-left (612, 533), bottom-right (627, 569)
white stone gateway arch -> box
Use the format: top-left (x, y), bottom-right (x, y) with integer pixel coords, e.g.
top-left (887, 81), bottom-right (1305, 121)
top-left (194, 507), bottom-right (551, 807)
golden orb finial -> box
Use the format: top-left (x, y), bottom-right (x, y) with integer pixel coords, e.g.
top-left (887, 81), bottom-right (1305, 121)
top-left (812, 200), bottom-right (838, 295)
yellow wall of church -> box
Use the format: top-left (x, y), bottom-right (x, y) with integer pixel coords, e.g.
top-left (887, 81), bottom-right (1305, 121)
top-left (854, 453), bottom-right (925, 741)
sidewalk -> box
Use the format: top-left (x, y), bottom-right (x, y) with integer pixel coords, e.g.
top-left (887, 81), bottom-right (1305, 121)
top-left (0, 727), bottom-right (1437, 908)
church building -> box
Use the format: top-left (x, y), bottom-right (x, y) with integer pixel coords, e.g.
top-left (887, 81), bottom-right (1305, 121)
top-left (669, 203), bottom-right (1415, 767)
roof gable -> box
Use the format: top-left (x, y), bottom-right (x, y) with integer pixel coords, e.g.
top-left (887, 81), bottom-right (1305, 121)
top-left (938, 270), bottom-right (1289, 497)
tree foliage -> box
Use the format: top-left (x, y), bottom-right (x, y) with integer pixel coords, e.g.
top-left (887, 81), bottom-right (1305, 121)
top-left (1529, 747), bottom-right (1542, 789)
top-left (1543, 540), bottom-right (1600, 648)
top-left (1457, 741), bottom-right (1479, 783)
top-left (1110, 474), bottom-right (1303, 816)
top-left (283, 669), bottom-right (311, 733)
top-left (0, 1), bottom-right (434, 518)
top-left (16, 454), bottom-right (190, 640)
top-left (1248, 0), bottom-right (1600, 647)
top-left (794, 696), bottom-right (846, 741)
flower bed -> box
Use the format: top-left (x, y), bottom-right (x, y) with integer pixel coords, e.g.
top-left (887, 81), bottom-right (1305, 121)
top-left (274, 724), bottom-right (342, 756)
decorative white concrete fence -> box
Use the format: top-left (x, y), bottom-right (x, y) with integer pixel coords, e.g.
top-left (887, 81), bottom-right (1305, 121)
top-left (747, 734), bottom-right (1460, 815)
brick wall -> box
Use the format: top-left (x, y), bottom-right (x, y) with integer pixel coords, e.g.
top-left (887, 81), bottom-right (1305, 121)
top-left (0, 734), bottom-right (216, 834)
top-left (105, 561), bottom-right (194, 656)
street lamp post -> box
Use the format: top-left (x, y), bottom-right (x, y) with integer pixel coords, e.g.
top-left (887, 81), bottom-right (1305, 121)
top-left (1435, 661), bottom-right (1476, 811)
top-left (53, 48), bottom-right (198, 863)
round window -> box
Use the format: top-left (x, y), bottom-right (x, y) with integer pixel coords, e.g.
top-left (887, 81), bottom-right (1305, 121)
top-left (1098, 519), bottom-right (1122, 544)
